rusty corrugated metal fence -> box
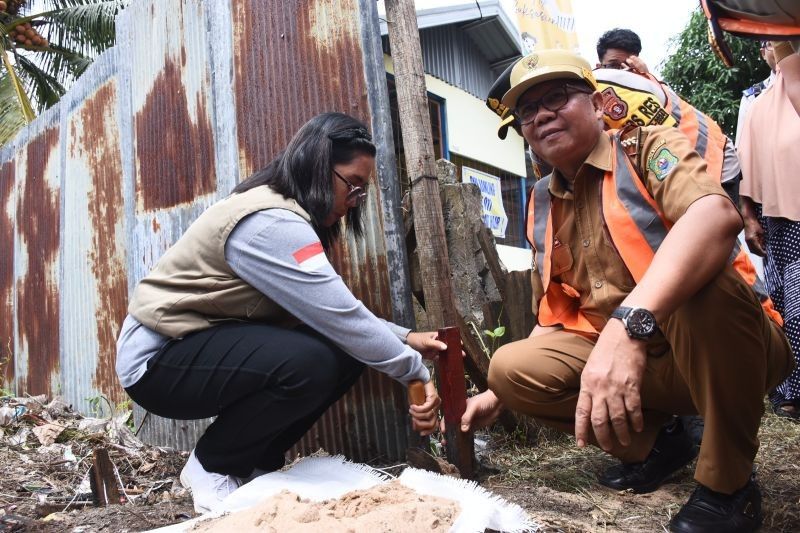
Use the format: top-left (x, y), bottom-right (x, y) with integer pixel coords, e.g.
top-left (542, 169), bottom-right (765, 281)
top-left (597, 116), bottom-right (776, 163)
top-left (0, 0), bottom-right (416, 463)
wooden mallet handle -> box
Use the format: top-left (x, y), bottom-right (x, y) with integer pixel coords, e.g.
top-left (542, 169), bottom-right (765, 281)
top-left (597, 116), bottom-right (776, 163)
top-left (408, 380), bottom-right (426, 406)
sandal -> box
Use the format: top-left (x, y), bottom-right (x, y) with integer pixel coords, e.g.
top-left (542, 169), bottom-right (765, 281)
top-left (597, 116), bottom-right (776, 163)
top-left (772, 401), bottom-right (800, 420)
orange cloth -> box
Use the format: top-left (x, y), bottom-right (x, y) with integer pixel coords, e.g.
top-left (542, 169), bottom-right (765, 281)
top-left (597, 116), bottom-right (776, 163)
top-left (739, 70), bottom-right (800, 222)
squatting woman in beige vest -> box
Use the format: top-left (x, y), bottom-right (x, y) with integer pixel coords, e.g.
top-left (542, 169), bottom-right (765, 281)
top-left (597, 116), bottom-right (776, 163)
top-left (115, 113), bottom-right (443, 514)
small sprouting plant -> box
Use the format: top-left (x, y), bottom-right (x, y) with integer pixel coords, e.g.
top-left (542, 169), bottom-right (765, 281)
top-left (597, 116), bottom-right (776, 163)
top-left (483, 326), bottom-right (506, 355)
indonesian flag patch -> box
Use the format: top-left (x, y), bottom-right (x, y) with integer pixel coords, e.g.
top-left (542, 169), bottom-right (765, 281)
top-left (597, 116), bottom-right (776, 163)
top-left (292, 241), bottom-right (328, 272)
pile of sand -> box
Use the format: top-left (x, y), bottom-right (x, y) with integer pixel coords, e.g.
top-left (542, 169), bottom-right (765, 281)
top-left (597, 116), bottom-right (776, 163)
top-left (192, 480), bottom-right (460, 532)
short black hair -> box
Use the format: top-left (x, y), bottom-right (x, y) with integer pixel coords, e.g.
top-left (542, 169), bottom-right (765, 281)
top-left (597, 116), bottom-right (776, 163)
top-left (596, 28), bottom-right (642, 61)
top-left (232, 112), bottom-right (376, 249)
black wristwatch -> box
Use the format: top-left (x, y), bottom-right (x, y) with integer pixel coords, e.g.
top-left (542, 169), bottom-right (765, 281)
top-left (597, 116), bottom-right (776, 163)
top-left (611, 306), bottom-right (658, 340)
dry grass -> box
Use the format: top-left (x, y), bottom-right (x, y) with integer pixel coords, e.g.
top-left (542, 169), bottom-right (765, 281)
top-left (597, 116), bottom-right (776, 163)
top-left (480, 408), bottom-right (800, 532)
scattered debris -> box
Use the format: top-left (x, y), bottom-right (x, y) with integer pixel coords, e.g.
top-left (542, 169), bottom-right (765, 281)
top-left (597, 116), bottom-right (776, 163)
top-left (0, 393), bottom-right (797, 532)
top-left (0, 394), bottom-right (193, 531)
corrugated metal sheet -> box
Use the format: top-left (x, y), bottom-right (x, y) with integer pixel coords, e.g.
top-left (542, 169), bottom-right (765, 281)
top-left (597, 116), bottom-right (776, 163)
top-left (14, 106), bottom-right (61, 396)
top-left (60, 48), bottom-right (129, 412)
top-left (2, 0), bottom-right (416, 463)
top-left (422, 24), bottom-right (499, 100)
top-left (117, 0), bottom-right (236, 450)
top-left (0, 147), bottom-right (16, 387)
top-left (231, 0), bottom-right (409, 462)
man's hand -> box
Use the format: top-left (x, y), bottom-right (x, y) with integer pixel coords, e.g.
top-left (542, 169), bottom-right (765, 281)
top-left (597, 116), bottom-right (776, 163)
top-left (409, 380), bottom-right (441, 436)
top-left (406, 331), bottom-right (447, 360)
top-left (457, 389), bottom-right (504, 432)
top-left (743, 217), bottom-right (766, 257)
top-left (625, 55), bottom-right (650, 74)
top-left (575, 319), bottom-right (647, 451)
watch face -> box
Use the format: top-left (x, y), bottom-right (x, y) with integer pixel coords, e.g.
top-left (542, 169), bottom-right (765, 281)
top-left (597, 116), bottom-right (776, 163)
top-left (627, 308), bottom-right (656, 337)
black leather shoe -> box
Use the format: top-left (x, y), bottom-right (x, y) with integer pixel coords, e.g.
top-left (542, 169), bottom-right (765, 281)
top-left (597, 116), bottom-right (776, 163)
top-left (669, 476), bottom-right (762, 532)
top-left (679, 415), bottom-right (704, 446)
top-left (597, 418), bottom-right (698, 494)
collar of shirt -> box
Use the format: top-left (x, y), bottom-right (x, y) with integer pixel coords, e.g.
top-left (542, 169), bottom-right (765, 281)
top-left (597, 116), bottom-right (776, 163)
top-left (547, 133), bottom-right (612, 200)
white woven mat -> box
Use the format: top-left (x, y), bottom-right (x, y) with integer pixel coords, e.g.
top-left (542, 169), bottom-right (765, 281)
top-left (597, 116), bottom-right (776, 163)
top-left (148, 455), bottom-right (537, 532)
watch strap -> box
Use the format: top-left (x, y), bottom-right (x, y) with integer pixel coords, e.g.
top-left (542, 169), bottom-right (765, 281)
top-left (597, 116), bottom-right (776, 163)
top-left (611, 306), bottom-right (631, 321)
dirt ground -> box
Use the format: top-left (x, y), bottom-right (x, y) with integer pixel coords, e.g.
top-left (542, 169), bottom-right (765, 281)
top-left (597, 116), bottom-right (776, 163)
top-left (0, 395), bottom-right (798, 533)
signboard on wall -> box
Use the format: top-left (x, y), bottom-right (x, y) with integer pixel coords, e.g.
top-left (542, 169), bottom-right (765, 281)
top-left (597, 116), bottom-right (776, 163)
top-left (462, 166), bottom-right (508, 238)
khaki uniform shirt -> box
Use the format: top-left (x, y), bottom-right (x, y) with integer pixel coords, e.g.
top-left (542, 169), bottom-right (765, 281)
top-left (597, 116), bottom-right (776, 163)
top-left (543, 125), bottom-right (730, 331)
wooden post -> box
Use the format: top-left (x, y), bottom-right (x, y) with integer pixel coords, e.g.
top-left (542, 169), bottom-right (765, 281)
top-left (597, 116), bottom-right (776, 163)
top-left (89, 448), bottom-right (121, 506)
top-left (386, 0), bottom-right (472, 472)
top-left (437, 326), bottom-right (474, 478)
top-left (384, 0), bottom-right (458, 330)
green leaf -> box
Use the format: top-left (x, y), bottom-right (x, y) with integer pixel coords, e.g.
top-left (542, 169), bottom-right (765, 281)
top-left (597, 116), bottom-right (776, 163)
top-left (660, 9), bottom-right (771, 139)
top-left (483, 329), bottom-right (496, 339)
top-left (493, 326), bottom-right (506, 338)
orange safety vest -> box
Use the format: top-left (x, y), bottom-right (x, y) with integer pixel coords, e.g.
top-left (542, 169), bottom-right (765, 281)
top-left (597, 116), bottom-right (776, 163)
top-left (660, 83), bottom-right (728, 183)
top-left (526, 132), bottom-right (783, 334)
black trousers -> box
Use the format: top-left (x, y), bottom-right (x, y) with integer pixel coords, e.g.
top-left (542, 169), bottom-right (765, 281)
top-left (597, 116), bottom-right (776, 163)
top-left (125, 323), bottom-right (364, 478)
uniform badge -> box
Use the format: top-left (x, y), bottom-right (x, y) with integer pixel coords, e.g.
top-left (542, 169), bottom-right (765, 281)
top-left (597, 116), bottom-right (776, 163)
top-left (601, 87), bottom-right (628, 121)
top-left (524, 54), bottom-right (539, 71)
top-left (648, 147), bottom-right (678, 181)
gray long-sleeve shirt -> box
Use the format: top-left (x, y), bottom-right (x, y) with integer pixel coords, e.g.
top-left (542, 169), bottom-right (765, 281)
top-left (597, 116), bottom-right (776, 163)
top-left (115, 208), bottom-right (429, 388)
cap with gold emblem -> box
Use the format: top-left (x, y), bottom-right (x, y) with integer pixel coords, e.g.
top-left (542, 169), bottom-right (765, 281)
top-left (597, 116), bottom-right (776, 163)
top-left (501, 49), bottom-right (597, 110)
top-left (485, 60), bottom-right (520, 140)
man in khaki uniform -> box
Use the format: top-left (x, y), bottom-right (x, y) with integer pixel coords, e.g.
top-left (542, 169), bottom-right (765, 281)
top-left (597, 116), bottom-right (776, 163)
top-left (460, 50), bottom-right (793, 533)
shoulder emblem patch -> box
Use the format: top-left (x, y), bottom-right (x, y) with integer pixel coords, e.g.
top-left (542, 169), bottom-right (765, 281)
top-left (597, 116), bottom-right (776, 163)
top-left (601, 87), bottom-right (628, 121)
top-left (648, 147), bottom-right (678, 181)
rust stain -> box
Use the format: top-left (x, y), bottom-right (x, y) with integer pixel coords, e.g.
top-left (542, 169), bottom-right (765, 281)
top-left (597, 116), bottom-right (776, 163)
top-left (152, 217), bottom-right (160, 233)
top-left (0, 161), bottom-right (15, 386)
top-left (71, 82), bottom-right (128, 403)
top-left (134, 58), bottom-right (216, 211)
top-left (231, 0), bottom-right (368, 177)
top-left (17, 126), bottom-right (60, 396)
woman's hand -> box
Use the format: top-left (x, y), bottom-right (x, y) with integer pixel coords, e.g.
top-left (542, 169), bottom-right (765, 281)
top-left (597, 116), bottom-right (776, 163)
top-left (743, 216), bottom-right (766, 257)
top-left (409, 380), bottom-right (441, 436)
top-left (406, 331), bottom-right (447, 360)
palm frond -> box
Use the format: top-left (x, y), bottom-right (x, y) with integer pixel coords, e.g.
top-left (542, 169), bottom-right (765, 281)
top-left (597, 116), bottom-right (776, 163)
top-left (16, 55), bottom-right (65, 111)
top-left (0, 0), bottom-right (129, 146)
top-left (0, 73), bottom-right (30, 145)
top-left (25, 43), bottom-right (92, 90)
top-left (0, 47), bottom-right (34, 122)
top-left (37, 0), bottom-right (129, 56)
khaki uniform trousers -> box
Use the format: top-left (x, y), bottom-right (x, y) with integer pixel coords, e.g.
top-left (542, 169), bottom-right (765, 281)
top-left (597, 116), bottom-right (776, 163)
top-left (489, 265), bottom-right (794, 494)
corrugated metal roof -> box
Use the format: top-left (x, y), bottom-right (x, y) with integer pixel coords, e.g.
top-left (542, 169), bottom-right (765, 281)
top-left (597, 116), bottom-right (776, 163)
top-left (383, 22), bottom-right (520, 101)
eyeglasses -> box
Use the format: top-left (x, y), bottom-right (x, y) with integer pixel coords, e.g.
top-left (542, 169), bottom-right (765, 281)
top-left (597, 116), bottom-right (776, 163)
top-left (512, 85), bottom-right (593, 126)
top-left (333, 169), bottom-right (368, 205)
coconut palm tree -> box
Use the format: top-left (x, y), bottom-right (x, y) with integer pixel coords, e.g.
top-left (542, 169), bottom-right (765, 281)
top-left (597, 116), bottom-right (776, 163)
top-left (0, 0), bottom-right (129, 144)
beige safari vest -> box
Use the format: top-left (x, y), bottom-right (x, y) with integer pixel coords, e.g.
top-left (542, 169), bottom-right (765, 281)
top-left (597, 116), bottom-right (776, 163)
top-left (129, 185), bottom-right (312, 338)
